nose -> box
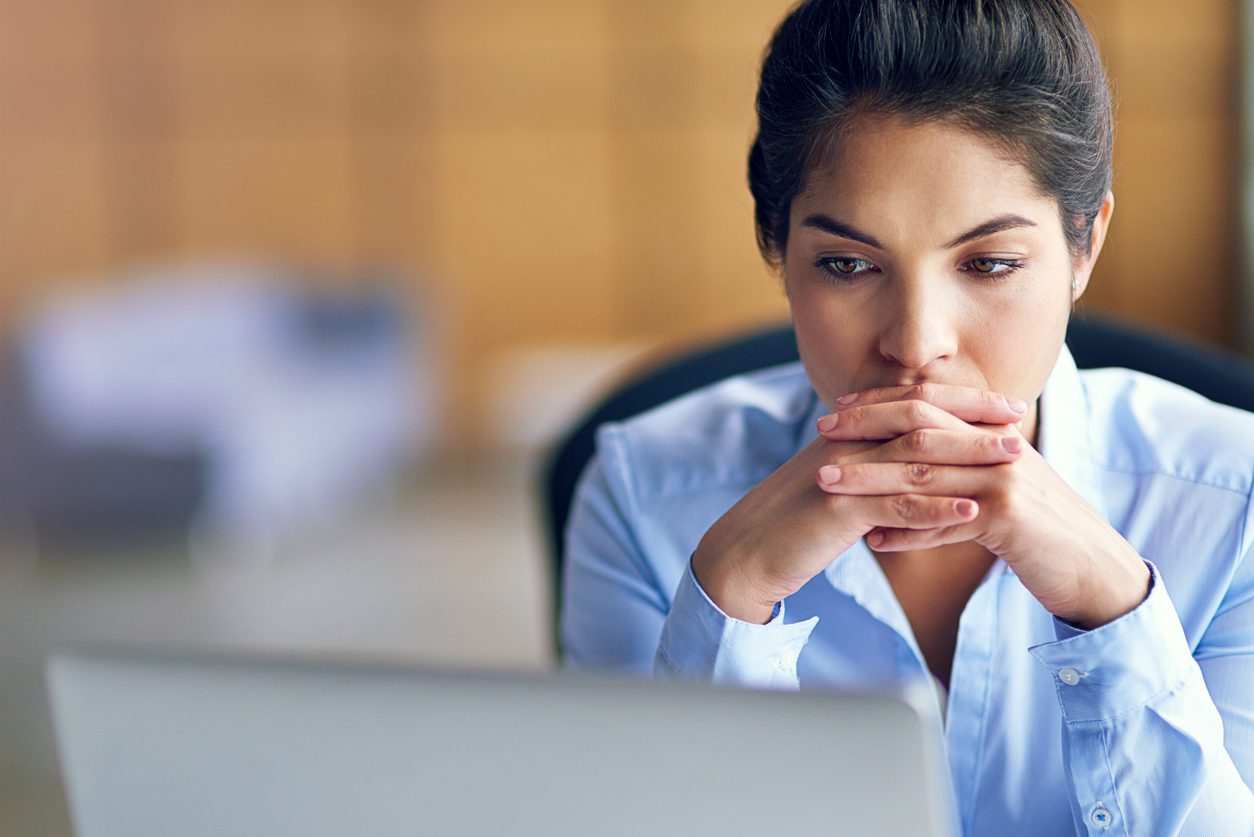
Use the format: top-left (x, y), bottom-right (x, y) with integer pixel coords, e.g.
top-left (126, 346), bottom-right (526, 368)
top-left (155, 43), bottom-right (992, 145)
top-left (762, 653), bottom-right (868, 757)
top-left (877, 276), bottom-right (959, 371)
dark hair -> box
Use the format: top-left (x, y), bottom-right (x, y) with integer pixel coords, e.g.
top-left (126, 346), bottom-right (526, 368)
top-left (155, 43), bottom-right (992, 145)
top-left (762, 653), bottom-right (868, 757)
top-left (748, 0), bottom-right (1113, 266)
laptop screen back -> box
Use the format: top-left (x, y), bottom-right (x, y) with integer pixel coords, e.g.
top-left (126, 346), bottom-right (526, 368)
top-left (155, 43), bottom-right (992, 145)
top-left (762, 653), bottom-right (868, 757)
top-left (48, 646), bottom-right (957, 837)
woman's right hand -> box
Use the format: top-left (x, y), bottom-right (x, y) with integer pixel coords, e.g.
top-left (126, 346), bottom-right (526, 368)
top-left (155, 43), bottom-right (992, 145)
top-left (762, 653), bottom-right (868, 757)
top-left (690, 387), bottom-right (1027, 623)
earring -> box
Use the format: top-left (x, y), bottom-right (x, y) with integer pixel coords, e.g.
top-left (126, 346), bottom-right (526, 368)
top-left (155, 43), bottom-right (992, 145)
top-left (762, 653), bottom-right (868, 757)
top-left (1072, 278), bottom-right (1081, 293)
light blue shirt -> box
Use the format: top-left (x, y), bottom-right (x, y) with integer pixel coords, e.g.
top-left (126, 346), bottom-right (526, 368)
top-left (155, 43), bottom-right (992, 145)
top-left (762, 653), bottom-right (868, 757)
top-left (562, 346), bottom-right (1254, 836)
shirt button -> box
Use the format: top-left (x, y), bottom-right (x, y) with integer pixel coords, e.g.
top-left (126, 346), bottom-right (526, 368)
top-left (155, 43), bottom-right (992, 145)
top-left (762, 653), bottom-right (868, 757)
top-left (1090, 806), bottom-right (1113, 828)
top-left (1059, 666), bottom-right (1083, 686)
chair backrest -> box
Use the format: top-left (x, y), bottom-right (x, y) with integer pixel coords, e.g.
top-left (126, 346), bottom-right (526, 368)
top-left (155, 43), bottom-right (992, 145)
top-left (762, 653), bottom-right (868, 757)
top-left (539, 315), bottom-right (1254, 656)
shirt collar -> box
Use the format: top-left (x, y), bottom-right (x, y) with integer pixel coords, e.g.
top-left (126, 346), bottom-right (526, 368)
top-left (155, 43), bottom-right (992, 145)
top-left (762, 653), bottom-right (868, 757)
top-left (1037, 343), bottom-right (1106, 521)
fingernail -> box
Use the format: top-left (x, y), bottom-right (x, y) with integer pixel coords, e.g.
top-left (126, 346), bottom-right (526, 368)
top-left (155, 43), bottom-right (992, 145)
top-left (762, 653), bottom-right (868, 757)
top-left (818, 465), bottom-right (842, 484)
top-left (867, 531), bottom-right (885, 548)
top-left (1006, 397), bottom-right (1028, 413)
top-left (955, 500), bottom-right (977, 518)
top-left (817, 414), bottom-right (839, 432)
top-left (836, 393), bottom-right (858, 407)
top-left (1000, 436), bottom-right (1022, 454)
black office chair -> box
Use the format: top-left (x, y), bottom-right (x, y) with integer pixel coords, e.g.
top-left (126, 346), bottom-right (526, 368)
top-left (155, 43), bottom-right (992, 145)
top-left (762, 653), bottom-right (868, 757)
top-left (540, 314), bottom-right (1254, 656)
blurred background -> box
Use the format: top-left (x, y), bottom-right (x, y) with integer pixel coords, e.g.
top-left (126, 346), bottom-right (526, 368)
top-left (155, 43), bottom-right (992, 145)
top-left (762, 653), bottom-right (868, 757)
top-left (1, 0), bottom-right (1251, 833)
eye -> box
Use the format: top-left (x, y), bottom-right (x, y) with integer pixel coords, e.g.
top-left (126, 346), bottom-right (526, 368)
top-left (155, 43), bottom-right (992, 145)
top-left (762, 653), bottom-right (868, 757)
top-left (963, 257), bottom-right (1025, 276)
top-left (815, 256), bottom-right (878, 281)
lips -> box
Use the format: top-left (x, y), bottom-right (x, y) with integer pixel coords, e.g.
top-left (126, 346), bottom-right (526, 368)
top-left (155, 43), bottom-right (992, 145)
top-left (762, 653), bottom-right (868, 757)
top-left (866, 378), bottom-right (989, 392)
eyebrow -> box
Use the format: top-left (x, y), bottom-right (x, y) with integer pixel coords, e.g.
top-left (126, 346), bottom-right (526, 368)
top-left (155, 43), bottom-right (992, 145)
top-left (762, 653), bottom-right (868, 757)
top-left (799, 212), bottom-right (1038, 250)
top-left (942, 214), bottom-right (1038, 249)
top-left (799, 214), bottom-right (883, 249)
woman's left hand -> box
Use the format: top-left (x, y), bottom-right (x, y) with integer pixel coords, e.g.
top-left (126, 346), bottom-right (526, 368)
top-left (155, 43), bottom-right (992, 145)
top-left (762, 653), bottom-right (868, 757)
top-left (816, 384), bottom-right (1151, 630)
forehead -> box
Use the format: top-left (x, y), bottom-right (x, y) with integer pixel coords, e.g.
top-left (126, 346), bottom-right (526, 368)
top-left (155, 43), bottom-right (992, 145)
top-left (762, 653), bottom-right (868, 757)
top-left (792, 115), bottom-right (1056, 231)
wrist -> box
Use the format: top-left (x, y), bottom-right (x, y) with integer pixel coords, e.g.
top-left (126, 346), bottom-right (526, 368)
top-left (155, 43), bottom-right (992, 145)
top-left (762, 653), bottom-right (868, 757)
top-left (691, 544), bottom-right (780, 625)
top-left (1063, 555), bottom-right (1151, 631)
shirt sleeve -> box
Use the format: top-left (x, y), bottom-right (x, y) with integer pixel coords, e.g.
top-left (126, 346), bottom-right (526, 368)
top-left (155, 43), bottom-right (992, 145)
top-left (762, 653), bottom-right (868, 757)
top-left (561, 440), bottom-right (817, 686)
top-left (1028, 558), bottom-right (1254, 836)
top-left (560, 450), bottom-right (672, 675)
top-left (653, 560), bottom-right (817, 689)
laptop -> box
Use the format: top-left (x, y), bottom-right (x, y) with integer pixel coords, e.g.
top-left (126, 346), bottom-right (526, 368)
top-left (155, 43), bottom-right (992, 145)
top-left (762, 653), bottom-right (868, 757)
top-left (48, 645), bottom-right (958, 836)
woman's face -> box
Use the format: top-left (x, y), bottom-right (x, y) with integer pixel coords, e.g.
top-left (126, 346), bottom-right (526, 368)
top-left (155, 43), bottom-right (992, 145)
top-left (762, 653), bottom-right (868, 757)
top-left (783, 115), bottom-right (1113, 443)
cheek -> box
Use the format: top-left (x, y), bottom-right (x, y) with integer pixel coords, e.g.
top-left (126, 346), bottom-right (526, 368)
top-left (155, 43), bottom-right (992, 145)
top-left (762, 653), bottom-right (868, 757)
top-left (787, 287), bottom-right (876, 397)
top-left (967, 287), bottom-right (1070, 398)
top-left (787, 276), bottom-right (859, 346)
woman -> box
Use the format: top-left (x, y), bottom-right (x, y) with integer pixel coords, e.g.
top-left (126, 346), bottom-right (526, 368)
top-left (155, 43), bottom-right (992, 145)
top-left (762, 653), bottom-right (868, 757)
top-left (562, 1), bottom-right (1254, 834)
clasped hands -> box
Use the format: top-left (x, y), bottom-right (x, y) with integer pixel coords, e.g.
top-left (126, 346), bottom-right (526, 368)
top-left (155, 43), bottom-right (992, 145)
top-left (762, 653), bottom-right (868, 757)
top-left (691, 383), bottom-right (1150, 630)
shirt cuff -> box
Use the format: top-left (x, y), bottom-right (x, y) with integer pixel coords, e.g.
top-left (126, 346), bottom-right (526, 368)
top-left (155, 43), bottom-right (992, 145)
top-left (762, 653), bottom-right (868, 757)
top-left (1028, 561), bottom-right (1195, 723)
top-left (654, 559), bottom-right (818, 689)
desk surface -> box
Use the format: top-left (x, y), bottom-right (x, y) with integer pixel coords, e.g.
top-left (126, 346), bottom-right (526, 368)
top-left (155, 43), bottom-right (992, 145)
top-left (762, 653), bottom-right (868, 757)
top-left (0, 457), bottom-right (550, 837)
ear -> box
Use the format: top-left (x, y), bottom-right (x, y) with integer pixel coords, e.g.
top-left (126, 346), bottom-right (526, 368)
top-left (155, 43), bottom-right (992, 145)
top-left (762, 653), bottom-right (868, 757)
top-left (1071, 191), bottom-right (1115, 301)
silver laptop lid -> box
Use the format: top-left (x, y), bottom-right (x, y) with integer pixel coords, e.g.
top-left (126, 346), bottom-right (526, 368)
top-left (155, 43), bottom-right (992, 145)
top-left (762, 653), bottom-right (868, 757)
top-left (48, 645), bottom-right (957, 837)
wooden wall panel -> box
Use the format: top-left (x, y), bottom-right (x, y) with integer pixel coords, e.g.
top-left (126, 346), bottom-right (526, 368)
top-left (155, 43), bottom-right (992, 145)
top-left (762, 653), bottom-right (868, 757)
top-left (690, 125), bottom-right (789, 333)
top-left (350, 135), bottom-right (441, 265)
top-left (434, 128), bottom-right (618, 340)
top-left (174, 135), bottom-right (359, 262)
top-left (0, 0), bottom-right (99, 66)
top-left (0, 141), bottom-right (112, 308)
top-left (423, 0), bottom-right (608, 55)
top-left (0, 58), bottom-right (101, 142)
top-left (1075, 0), bottom-right (1242, 345)
top-left (1103, 117), bottom-right (1238, 335)
top-left (1105, 0), bottom-right (1234, 45)
top-left (0, 0), bottom-right (1243, 447)
top-left (172, 59), bottom-right (350, 138)
top-left (166, 0), bottom-right (350, 59)
top-left (607, 129), bottom-right (706, 335)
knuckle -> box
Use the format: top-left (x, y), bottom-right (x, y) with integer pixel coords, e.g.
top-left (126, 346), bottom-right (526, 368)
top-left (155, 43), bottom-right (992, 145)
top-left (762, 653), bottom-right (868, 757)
top-left (903, 429), bottom-right (932, 456)
top-left (890, 494), bottom-right (919, 522)
top-left (904, 462), bottom-right (933, 486)
top-left (905, 400), bottom-right (931, 424)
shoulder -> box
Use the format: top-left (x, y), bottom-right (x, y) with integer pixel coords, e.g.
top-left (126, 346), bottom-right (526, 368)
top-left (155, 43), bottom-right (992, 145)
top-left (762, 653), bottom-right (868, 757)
top-left (1081, 366), bottom-right (1254, 495)
top-left (594, 361), bottom-right (817, 506)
